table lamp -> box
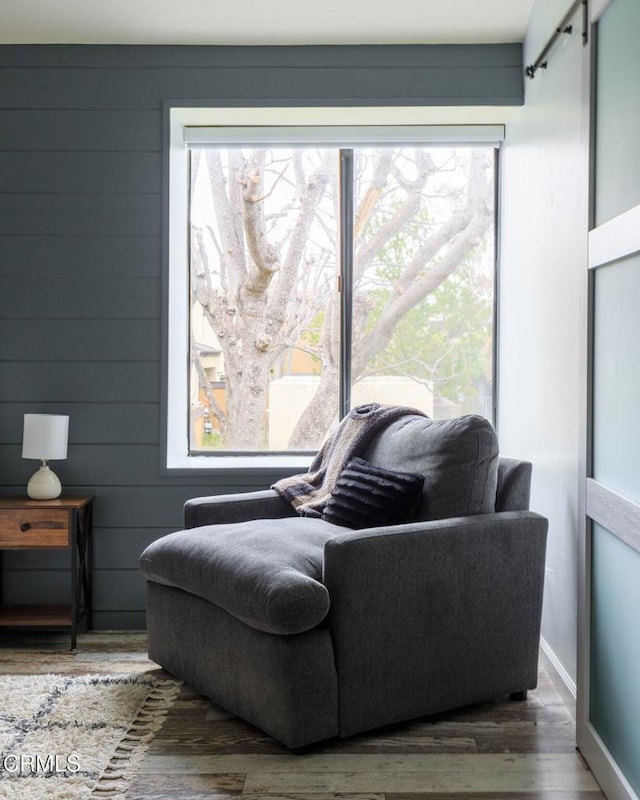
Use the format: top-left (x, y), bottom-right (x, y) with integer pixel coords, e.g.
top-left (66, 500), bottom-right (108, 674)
top-left (22, 414), bottom-right (69, 500)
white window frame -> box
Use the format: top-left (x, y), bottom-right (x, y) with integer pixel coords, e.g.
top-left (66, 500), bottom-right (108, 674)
top-left (164, 106), bottom-right (504, 471)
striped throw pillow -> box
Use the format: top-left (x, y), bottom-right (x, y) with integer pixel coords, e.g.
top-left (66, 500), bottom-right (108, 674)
top-left (321, 456), bottom-right (424, 529)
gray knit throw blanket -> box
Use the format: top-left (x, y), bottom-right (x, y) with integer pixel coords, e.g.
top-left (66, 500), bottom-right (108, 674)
top-left (272, 403), bottom-right (427, 518)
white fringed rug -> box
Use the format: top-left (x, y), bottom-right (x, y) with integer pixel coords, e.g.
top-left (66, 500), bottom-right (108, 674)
top-left (0, 673), bottom-right (181, 799)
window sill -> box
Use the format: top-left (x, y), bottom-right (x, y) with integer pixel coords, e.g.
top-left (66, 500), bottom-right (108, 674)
top-left (164, 452), bottom-right (313, 473)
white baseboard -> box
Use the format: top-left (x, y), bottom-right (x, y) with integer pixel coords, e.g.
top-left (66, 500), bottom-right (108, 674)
top-left (540, 636), bottom-right (577, 699)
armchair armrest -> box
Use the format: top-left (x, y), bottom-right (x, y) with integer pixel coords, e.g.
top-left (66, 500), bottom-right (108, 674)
top-left (323, 511), bottom-right (548, 738)
top-left (184, 489), bottom-right (297, 528)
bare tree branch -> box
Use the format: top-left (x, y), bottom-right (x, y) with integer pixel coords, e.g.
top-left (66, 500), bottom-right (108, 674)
top-left (204, 150), bottom-right (246, 312)
top-left (263, 151), bottom-right (334, 340)
top-left (191, 343), bottom-right (227, 433)
top-left (353, 151), bottom-right (492, 374)
top-left (354, 149), bottom-right (393, 239)
top-left (354, 150), bottom-right (435, 282)
top-left (241, 150), bottom-right (281, 293)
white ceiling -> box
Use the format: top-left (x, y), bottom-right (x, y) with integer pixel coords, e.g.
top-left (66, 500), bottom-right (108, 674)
top-left (0, 0), bottom-right (534, 46)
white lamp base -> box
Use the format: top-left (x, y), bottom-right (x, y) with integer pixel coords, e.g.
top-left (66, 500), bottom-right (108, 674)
top-left (27, 464), bottom-right (62, 500)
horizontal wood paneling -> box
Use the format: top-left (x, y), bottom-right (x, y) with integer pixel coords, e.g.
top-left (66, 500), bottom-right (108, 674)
top-left (0, 278), bottom-right (160, 319)
top-left (2, 570), bottom-right (71, 604)
top-left (0, 152), bottom-right (161, 194)
top-left (92, 611), bottom-right (146, 628)
top-left (0, 110), bottom-right (162, 151)
top-left (0, 43), bottom-right (523, 70)
top-left (0, 320), bottom-right (160, 361)
top-left (0, 194), bottom-right (161, 236)
top-left (62, 445), bottom-right (163, 486)
top-left (0, 235), bottom-right (161, 278)
top-left (0, 45), bottom-right (523, 109)
top-left (0, 43), bottom-right (520, 628)
top-left (92, 528), bottom-right (172, 568)
top-left (2, 549), bottom-right (69, 569)
top-left (0, 403), bottom-right (160, 444)
top-left (2, 568), bottom-right (146, 610)
top-left (93, 569), bottom-right (147, 610)
top-left (0, 362), bottom-right (160, 402)
top-left (0, 66), bottom-right (523, 109)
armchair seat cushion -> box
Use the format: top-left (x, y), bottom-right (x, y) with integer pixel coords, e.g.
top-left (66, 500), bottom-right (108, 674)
top-left (140, 517), bottom-right (348, 635)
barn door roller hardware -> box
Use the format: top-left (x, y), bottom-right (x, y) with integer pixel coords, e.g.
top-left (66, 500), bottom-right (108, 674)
top-left (526, 0), bottom-right (589, 78)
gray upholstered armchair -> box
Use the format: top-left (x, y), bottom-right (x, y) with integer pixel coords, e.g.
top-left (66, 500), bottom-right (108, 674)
top-left (141, 413), bottom-right (548, 750)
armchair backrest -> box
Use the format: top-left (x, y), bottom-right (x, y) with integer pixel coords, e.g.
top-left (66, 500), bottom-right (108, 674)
top-left (363, 413), bottom-right (499, 522)
top-left (495, 457), bottom-right (532, 512)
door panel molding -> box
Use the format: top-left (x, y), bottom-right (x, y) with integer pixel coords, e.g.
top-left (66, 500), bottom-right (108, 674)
top-left (589, 204), bottom-right (640, 268)
top-left (587, 479), bottom-right (640, 555)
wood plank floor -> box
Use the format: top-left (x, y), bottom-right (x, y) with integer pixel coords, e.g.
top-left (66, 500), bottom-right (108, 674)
top-left (0, 631), bottom-right (605, 800)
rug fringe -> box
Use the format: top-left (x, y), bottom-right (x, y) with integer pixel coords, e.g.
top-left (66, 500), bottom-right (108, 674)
top-left (91, 675), bottom-right (182, 797)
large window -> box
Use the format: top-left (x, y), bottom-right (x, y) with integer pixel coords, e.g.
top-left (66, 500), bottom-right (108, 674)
top-left (166, 111), bottom-right (500, 468)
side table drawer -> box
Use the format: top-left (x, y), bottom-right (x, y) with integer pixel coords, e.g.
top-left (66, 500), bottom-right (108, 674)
top-left (0, 509), bottom-right (69, 548)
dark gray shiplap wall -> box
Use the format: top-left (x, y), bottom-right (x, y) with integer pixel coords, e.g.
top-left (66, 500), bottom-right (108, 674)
top-left (0, 44), bottom-right (522, 629)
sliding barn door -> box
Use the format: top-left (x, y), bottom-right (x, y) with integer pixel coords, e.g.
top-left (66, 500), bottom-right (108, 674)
top-left (578, 1), bottom-right (640, 798)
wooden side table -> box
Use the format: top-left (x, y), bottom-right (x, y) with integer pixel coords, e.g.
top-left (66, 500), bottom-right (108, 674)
top-left (0, 496), bottom-right (93, 649)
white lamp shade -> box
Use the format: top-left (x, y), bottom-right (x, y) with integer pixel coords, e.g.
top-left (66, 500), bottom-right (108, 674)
top-left (22, 414), bottom-right (69, 461)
